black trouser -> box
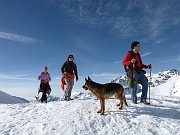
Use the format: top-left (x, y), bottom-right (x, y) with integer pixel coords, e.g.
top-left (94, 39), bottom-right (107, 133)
top-left (40, 83), bottom-right (48, 102)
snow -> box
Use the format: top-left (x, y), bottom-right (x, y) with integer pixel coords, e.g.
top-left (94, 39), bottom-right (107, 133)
top-left (0, 70), bottom-right (180, 135)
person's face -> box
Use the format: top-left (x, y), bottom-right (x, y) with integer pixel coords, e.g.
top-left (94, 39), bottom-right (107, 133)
top-left (134, 44), bottom-right (140, 51)
top-left (43, 67), bottom-right (48, 72)
top-left (68, 57), bottom-right (73, 61)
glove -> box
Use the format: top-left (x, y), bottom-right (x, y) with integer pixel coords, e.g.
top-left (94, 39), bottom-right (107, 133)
top-left (76, 76), bottom-right (79, 81)
top-left (148, 64), bottom-right (152, 69)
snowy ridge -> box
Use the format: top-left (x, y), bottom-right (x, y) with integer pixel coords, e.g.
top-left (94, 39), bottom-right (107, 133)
top-left (111, 69), bottom-right (180, 97)
top-left (0, 90), bottom-right (29, 104)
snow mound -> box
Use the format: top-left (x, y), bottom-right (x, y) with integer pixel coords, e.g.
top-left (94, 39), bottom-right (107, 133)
top-left (0, 90), bottom-right (29, 104)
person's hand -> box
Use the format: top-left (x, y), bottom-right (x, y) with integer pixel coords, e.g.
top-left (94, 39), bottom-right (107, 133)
top-left (148, 64), bottom-right (152, 69)
top-left (76, 76), bottom-right (78, 81)
top-left (63, 72), bottom-right (67, 75)
top-left (131, 59), bottom-right (136, 63)
top-left (44, 80), bottom-right (49, 83)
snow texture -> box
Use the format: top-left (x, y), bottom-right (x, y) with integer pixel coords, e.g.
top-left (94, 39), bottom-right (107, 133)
top-left (0, 70), bottom-right (180, 135)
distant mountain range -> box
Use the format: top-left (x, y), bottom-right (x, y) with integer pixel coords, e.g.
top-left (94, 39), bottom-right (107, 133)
top-left (111, 69), bottom-right (180, 96)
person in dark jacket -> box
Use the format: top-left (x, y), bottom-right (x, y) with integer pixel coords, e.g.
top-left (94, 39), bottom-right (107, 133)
top-left (61, 54), bottom-right (78, 101)
top-left (122, 41), bottom-right (152, 105)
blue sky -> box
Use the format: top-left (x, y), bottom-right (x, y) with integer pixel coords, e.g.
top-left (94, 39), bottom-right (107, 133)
top-left (0, 0), bottom-right (180, 99)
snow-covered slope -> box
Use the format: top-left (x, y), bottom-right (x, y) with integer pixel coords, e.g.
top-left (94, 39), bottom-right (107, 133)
top-left (0, 90), bottom-right (29, 104)
top-left (0, 92), bottom-right (179, 135)
top-left (0, 69), bottom-right (180, 135)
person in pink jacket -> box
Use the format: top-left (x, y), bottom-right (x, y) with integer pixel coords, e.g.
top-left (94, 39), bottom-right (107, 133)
top-left (38, 66), bottom-right (51, 103)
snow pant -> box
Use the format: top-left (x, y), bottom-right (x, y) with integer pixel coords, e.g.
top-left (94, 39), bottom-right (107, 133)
top-left (131, 70), bottom-right (148, 103)
top-left (40, 83), bottom-right (48, 102)
top-left (64, 76), bottom-right (73, 98)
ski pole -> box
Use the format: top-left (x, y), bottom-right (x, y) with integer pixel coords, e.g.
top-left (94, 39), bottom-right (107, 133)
top-left (149, 68), bottom-right (152, 103)
top-left (132, 63), bottom-right (135, 79)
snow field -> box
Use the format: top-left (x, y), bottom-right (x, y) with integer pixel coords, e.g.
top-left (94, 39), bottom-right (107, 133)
top-left (0, 94), bottom-right (179, 135)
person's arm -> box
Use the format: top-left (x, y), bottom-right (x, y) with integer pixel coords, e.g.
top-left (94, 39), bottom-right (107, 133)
top-left (74, 64), bottom-right (78, 81)
top-left (48, 73), bottom-right (51, 82)
top-left (37, 73), bottom-right (41, 80)
top-left (122, 52), bottom-right (133, 66)
top-left (142, 64), bottom-right (152, 69)
top-left (61, 62), bottom-right (66, 74)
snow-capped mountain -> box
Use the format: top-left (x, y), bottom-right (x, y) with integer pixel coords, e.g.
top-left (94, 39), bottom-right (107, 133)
top-left (111, 69), bottom-right (180, 97)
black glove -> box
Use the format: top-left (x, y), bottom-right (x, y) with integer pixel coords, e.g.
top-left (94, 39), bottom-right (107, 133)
top-left (76, 76), bottom-right (79, 81)
top-left (148, 64), bottom-right (152, 69)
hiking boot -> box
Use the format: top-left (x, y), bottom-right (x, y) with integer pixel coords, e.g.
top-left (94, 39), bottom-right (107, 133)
top-left (132, 100), bottom-right (137, 104)
top-left (140, 100), bottom-right (150, 105)
top-left (65, 96), bottom-right (71, 101)
top-left (64, 96), bottom-right (68, 101)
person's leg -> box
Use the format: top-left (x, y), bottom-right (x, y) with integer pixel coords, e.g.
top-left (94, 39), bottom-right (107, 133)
top-left (138, 73), bottom-right (149, 104)
top-left (41, 83), bottom-right (47, 103)
top-left (40, 83), bottom-right (44, 102)
top-left (68, 78), bottom-right (73, 99)
top-left (64, 76), bottom-right (72, 100)
top-left (131, 71), bottom-right (139, 104)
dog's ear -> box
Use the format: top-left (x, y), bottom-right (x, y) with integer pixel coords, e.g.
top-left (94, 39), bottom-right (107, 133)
top-left (85, 78), bottom-right (88, 82)
top-left (88, 76), bottom-right (92, 81)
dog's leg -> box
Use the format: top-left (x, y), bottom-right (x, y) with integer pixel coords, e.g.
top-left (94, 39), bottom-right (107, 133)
top-left (119, 101), bottom-right (123, 109)
top-left (115, 93), bottom-right (121, 107)
top-left (118, 93), bottom-right (123, 109)
top-left (101, 99), bottom-right (105, 115)
top-left (97, 99), bottom-right (102, 113)
top-left (123, 95), bottom-right (128, 106)
top-left (122, 90), bottom-right (128, 106)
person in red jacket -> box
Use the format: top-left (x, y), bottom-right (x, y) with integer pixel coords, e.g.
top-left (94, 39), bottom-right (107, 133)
top-left (122, 41), bottom-right (152, 105)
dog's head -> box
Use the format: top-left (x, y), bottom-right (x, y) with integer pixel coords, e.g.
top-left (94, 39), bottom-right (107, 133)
top-left (33, 96), bottom-right (39, 102)
top-left (82, 76), bottom-right (92, 90)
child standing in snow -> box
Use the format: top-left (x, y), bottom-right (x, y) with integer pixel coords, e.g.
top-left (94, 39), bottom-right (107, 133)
top-left (38, 66), bottom-right (51, 103)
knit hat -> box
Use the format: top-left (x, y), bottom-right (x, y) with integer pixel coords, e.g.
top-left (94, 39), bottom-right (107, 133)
top-left (68, 54), bottom-right (74, 60)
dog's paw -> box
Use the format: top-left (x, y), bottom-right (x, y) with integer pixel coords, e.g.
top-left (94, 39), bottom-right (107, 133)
top-left (118, 107), bottom-right (123, 110)
top-left (97, 109), bottom-right (102, 113)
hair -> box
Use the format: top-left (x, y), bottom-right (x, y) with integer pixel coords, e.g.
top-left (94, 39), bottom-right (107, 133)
top-left (131, 41), bottom-right (140, 49)
top-left (43, 66), bottom-right (48, 70)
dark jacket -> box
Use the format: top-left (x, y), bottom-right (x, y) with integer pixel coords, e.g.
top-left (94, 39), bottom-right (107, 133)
top-left (61, 61), bottom-right (78, 79)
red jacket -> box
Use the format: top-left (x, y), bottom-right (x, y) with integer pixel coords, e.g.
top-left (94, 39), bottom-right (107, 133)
top-left (61, 73), bottom-right (75, 91)
top-left (122, 51), bottom-right (148, 69)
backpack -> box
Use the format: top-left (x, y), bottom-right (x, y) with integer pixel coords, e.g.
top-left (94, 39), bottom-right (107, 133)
top-left (124, 50), bottom-right (142, 72)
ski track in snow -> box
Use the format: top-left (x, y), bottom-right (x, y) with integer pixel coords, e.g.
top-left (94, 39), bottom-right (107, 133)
top-left (0, 95), bottom-right (180, 135)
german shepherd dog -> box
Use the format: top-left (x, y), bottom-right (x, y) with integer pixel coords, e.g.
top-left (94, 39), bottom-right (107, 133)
top-left (82, 76), bottom-right (128, 115)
